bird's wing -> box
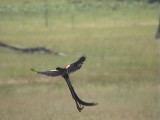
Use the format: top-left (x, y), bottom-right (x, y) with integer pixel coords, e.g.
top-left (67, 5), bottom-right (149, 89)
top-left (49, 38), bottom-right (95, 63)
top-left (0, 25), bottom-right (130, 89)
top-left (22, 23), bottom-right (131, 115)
top-left (31, 68), bottom-right (61, 77)
top-left (66, 56), bottom-right (86, 74)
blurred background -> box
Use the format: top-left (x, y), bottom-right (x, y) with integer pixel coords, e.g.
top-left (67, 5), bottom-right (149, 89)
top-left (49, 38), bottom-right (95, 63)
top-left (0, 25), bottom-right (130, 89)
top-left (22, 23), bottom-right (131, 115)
top-left (0, 0), bottom-right (158, 120)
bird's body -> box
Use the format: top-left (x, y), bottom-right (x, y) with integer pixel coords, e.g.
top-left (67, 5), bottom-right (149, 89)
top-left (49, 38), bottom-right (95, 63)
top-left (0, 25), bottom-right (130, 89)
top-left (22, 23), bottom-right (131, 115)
top-left (31, 56), bottom-right (97, 112)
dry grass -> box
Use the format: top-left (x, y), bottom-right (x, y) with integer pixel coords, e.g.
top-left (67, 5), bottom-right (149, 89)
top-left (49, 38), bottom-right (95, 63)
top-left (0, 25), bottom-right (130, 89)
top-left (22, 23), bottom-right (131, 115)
top-left (0, 79), bottom-right (158, 120)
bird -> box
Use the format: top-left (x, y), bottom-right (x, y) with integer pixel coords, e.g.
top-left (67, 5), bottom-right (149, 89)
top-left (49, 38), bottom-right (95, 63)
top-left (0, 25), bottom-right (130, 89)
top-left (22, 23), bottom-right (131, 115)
top-left (31, 56), bottom-right (97, 112)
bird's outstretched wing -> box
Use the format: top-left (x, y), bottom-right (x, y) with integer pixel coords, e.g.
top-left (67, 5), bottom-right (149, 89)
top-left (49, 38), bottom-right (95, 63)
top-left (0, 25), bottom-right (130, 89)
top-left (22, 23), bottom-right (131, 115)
top-left (66, 56), bottom-right (86, 74)
top-left (31, 68), bottom-right (61, 77)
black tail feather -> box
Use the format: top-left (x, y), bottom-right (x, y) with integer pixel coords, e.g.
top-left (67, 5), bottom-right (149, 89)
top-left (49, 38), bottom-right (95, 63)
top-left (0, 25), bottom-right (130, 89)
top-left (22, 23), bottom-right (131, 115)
top-left (63, 76), bottom-right (84, 112)
top-left (63, 75), bottom-right (97, 109)
top-left (68, 80), bottom-right (98, 106)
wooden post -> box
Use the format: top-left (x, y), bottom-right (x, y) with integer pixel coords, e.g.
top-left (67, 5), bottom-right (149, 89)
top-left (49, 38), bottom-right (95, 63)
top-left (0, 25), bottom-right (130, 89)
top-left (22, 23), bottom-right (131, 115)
top-left (155, 2), bottom-right (160, 39)
top-left (44, 0), bottom-right (48, 27)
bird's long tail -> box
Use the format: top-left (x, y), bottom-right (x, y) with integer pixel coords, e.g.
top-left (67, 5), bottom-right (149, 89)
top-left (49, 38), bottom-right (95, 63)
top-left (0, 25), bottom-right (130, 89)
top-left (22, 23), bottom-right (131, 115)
top-left (63, 76), bottom-right (84, 112)
top-left (66, 78), bottom-right (98, 106)
top-left (63, 75), bottom-right (98, 107)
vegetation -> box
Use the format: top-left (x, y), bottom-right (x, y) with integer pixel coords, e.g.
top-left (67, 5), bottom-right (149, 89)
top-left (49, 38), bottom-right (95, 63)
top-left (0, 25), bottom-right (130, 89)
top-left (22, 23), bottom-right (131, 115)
top-left (0, 0), bottom-right (158, 120)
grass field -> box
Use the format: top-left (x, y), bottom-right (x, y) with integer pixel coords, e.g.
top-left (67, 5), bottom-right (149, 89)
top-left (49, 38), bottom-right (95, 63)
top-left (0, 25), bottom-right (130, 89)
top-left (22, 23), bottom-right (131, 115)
top-left (0, 0), bottom-right (159, 120)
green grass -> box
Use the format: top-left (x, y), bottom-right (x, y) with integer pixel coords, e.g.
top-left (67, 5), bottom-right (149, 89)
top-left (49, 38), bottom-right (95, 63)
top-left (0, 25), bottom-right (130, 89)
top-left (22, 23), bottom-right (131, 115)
top-left (0, 0), bottom-right (158, 120)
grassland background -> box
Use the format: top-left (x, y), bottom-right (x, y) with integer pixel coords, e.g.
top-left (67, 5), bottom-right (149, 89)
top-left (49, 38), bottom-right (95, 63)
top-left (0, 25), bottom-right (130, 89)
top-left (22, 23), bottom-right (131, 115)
top-left (0, 0), bottom-right (159, 120)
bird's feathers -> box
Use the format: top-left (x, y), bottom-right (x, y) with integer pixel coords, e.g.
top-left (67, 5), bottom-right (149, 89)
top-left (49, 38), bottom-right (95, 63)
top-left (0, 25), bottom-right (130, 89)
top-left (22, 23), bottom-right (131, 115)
top-left (30, 56), bottom-right (98, 112)
top-left (63, 75), bottom-right (98, 107)
top-left (31, 56), bottom-right (86, 76)
top-left (66, 56), bottom-right (86, 74)
top-left (31, 68), bottom-right (61, 77)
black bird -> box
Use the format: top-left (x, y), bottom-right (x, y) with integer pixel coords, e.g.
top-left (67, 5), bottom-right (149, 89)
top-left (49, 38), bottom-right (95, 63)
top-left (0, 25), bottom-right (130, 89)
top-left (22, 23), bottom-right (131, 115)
top-left (31, 56), bottom-right (97, 112)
